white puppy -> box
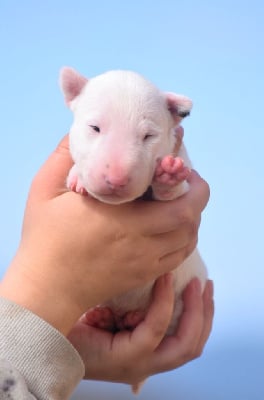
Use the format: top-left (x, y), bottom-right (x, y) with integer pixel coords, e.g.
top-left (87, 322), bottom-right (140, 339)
top-left (60, 67), bottom-right (207, 392)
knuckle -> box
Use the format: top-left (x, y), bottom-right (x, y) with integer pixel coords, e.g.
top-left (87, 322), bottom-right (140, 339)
top-left (181, 343), bottom-right (202, 362)
top-left (178, 207), bottom-right (193, 226)
top-left (191, 343), bottom-right (204, 360)
top-left (178, 208), bottom-right (198, 236)
top-left (195, 349), bottom-right (204, 360)
top-left (188, 219), bottom-right (199, 238)
top-left (142, 325), bottom-right (166, 349)
top-left (203, 179), bottom-right (210, 200)
top-left (196, 174), bottom-right (210, 203)
top-left (151, 325), bottom-right (167, 340)
top-left (192, 346), bottom-right (203, 359)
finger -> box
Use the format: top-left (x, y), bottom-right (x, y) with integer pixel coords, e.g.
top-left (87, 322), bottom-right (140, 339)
top-left (151, 278), bottom-right (204, 371)
top-left (173, 278), bottom-right (203, 345)
top-left (29, 135), bottom-right (73, 201)
top-left (155, 214), bottom-right (200, 254)
top-left (135, 170), bottom-right (209, 235)
top-left (195, 280), bottom-right (214, 355)
top-left (186, 170), bottom-right (210, 214)
top-left (131, 273), bottom-right (175, 352)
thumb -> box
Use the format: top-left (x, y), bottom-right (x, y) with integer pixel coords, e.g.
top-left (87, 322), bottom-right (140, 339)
top-left (28, 135), bottom-right (73, 201)
top-left (185, 169), bottom-right (210, 215)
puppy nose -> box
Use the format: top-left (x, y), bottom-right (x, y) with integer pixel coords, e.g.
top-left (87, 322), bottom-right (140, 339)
top-left (104, 174), bottom-right (130, 188)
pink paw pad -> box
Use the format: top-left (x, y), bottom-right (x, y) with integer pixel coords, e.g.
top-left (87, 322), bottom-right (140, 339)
top-left (67, 175), bottom-right (78, 192)
top-left (76, 186), bottom-right (88, 196)
top-left (83, 307), bottom-right (115, 331)
top-left (67, 175), bottom-right (88, 195)
top-left (155, 156), bottom-right (190, 185)
top-left (117, 310), bottom-right (145, 331)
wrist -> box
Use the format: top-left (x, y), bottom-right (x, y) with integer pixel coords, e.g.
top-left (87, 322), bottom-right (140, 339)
top-left (0, 251), bottom-right (83, 336)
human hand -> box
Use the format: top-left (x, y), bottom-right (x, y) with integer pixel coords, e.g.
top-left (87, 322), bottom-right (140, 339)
top-left (0, 134), bottom-right (209, 336)
top-left (68, 274), bottom-right (214, 386)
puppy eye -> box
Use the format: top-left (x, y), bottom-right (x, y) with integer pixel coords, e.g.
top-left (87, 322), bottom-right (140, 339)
top-left (89, 125), bottom-right (100, 133)
top-left (143, 133), bottom-right (153, 141)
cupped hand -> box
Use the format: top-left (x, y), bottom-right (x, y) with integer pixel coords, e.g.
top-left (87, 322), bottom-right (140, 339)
top-left (68, 275), bottom-right (214, 386)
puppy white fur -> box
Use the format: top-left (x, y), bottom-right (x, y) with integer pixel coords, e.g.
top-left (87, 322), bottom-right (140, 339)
top-left (60, 67), bottom-right (207, 392)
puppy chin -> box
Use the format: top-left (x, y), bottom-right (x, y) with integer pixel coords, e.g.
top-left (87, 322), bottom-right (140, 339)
top-left (87, 188), bottom-right (135, 205)
top-left (87, 182), bottom-right (148, 205)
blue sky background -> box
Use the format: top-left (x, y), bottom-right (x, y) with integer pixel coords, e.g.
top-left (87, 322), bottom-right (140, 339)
top-left (0, 1), bottom-right (263, 399)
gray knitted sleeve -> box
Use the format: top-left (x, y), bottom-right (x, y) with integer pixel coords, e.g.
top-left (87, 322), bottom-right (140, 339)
top-left (0, 297), bottom-right (85, 400)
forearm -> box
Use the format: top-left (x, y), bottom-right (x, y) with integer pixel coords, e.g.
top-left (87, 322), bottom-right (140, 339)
top-left (0, 297), bottom-right (84, 400)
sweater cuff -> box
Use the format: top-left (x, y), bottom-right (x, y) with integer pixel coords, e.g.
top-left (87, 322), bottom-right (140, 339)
top-left (0, 297), bottom-right (85, 400)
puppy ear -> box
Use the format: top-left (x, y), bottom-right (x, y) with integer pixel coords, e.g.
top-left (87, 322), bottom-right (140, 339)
top-left (59, 67), bottom-right (88, 107)
top-left (165, 92), bottom-right (193, 125)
